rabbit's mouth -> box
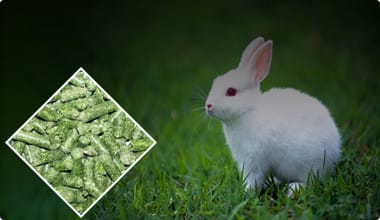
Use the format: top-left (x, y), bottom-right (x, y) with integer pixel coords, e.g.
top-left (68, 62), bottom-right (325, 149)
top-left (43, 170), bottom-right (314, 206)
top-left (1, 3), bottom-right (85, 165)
top-left (206, 107), bottom-right (236, 122)
top-left (206, 107), bottom-right (225, 121)
top-left (207, 106), bottom-right (251, 124)
top-left (206, 108), bottom-right (216, 118)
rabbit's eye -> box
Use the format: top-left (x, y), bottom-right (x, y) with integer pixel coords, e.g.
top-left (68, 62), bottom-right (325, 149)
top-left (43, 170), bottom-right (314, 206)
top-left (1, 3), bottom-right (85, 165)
top-left (226, 87), bottom-right (237, 96)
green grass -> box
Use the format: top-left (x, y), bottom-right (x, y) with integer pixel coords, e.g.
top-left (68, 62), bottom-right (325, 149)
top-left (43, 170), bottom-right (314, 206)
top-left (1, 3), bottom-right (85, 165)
top-left (1, 0), bottom-right (379, 219)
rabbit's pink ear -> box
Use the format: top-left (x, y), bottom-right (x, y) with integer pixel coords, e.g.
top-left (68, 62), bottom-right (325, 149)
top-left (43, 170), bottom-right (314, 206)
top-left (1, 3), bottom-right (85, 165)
top-left (249, 40), bottom-right (272, 84)
top-left (238, 37), bottom-right (265, 68)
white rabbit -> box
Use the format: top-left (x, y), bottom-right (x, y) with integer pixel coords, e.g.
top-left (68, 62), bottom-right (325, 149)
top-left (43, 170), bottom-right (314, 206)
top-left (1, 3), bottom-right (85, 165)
top-left (206, 37), bottom-right (341, 196)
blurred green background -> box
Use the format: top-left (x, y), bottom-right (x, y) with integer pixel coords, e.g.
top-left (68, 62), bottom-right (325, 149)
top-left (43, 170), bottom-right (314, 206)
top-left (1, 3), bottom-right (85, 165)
top-left (1, 0), bottom-right (379, 219)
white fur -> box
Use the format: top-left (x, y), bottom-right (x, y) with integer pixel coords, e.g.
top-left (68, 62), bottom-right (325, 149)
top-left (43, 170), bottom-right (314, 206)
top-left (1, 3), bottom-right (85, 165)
top-left (206, 37), bottom-right (341, 194)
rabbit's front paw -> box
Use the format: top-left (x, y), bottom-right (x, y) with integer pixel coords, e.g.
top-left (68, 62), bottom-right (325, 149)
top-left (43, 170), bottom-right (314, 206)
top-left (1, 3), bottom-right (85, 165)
top-left (244, 173), bottom-right (265, 195)
top-left (287, 182), bottom-right (305, 198)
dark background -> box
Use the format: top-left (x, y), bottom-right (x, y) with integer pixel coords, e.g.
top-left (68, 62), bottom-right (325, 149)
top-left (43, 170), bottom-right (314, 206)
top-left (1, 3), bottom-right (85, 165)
top-left (1, 0), bottom-right (379, 219)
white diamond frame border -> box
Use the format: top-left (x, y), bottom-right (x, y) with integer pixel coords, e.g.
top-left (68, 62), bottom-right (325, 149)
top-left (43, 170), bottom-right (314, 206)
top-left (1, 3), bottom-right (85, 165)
top-left (5, 67), bottom-right (157, 218)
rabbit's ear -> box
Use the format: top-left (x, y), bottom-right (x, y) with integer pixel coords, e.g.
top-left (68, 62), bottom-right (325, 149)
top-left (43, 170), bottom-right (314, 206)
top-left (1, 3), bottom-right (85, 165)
top-left (238, 37), bottom-right (265, 68)
top-left (248, 40), bottom-right (272, 84)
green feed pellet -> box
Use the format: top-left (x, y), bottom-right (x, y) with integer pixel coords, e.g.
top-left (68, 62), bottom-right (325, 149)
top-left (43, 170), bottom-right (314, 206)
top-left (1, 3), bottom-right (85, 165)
top-left (9, 70), bottom-right (154, 214)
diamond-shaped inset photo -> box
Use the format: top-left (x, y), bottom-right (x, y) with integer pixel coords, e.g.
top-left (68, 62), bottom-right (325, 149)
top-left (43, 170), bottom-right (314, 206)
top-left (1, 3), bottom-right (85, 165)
top-left (6, 68), bottom-right (156, 217)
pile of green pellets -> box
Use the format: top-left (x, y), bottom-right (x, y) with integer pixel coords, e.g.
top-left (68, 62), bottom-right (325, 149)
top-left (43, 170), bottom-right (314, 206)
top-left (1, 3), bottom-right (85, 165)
top-left (9, 71), bottom-right (153, 213)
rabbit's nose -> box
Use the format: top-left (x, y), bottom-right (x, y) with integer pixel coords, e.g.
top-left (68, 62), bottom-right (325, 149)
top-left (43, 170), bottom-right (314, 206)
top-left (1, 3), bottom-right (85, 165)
top-left (206, 104), bottom-right (212, 109)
